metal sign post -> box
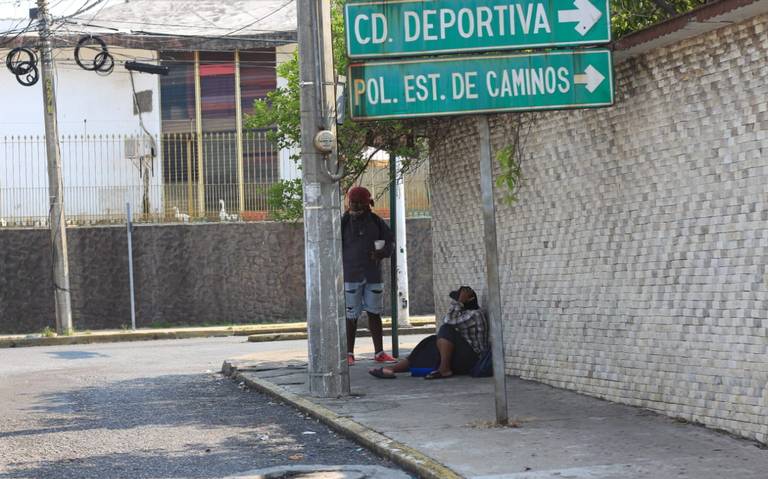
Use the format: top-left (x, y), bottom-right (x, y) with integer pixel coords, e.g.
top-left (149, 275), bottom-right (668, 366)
top-left (477, 115), bottom-right (509, 425)
top-left (389, 156), bottom-right (399, 358)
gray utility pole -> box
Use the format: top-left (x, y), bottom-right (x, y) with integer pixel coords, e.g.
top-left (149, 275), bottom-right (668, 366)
top-left (36, 0), bottom-right (73, 335)
top-left (297, 0), bottom-right (349, 397)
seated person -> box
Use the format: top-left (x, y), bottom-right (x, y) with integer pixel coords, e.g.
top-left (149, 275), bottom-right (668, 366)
top-left (369, 286), bottom-right (489, 379)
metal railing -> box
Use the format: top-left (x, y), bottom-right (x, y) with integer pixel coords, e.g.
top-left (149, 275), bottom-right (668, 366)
top-left (357, 157), bottom-right (431, 219)
top-left (0, 131), bottom-right (431, 228)
top-left (1, 134), bottom-right (163, 227)
top-left (162, 131), bottom-right (280, 222)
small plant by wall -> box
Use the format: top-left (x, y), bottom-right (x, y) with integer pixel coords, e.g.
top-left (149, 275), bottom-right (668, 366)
top-left (495, 113), bottom-right (537, 205)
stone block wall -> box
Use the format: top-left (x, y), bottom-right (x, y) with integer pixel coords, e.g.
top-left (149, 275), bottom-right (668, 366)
top-left (428, 15), bottom-right (768, 443)
top-left (0, 218), bottom-right (434, 334)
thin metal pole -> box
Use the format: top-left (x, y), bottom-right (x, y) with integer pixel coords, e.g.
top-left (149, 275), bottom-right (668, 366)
top-left (234, 50), bottom-right (246, 214)
top-left (395, 156), bottom-right (411, 327)
top-left (477, 115), bottom-right (509, 425)
top-left (186, 138), bottom-right (193, 215)
top-left (37, 0), bottom-right (73, 335)
top-left (126, 202), bottom-right (136, 330)
top-left (389, 154), bottom-right (399, 357)
top-left (194, 51), bottom-right (205, 217)
top-left (298, 0), bottom-right (349, 397)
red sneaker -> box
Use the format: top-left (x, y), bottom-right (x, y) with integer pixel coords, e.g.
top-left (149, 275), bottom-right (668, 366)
top-left (374, 351), bottom-right (397, 363)
top-left (347, 353), bottom-right (355, 366)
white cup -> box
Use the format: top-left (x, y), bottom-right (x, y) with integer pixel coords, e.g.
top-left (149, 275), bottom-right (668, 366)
top-left (374, 240), bottom-right (385, 250)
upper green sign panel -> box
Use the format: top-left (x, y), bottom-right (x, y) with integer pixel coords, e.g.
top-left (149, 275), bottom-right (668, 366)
top-left (345, 0), bottom-right (611, 59)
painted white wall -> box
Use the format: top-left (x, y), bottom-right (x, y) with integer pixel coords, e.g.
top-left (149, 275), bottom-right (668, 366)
top-left (275, 42), bottom-right (301, 181)
top-left (0, 47), bottom-right (163, 221)
top-left (0, 47), bottom-right (161, 135)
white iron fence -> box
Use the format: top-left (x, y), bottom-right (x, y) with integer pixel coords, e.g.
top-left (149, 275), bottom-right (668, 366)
top-left (0, 131), bottom-right (431, 227)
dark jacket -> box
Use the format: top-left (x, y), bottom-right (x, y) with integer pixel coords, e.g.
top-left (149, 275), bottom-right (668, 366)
top-left (341, 211), bottom-right (394, 283)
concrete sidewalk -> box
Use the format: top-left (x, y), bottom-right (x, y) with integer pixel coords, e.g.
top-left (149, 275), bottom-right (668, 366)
top-left (223, 335), bottom-right (768, 479)
top-left (0, 316), bottom-right (435, 348)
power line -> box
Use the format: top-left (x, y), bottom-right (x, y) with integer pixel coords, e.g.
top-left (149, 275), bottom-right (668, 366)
top-left (55, 19), bottom-right (295, 43)
top-left (58, 0), bottom-right (107, 20)
top-left (48, 32), bottom-right (287, 62)
top-left (60, 0), bottom-right (295, 46)
top-left (5, 0), bottom-right (297, 47)
top-left (0, 18), bottom-right (33, 46)
top-left (55, 16), bottom-right (295, 33)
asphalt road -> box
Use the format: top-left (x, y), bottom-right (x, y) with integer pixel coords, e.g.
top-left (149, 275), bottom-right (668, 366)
top-left (0, 337), bottom-right (403, 478)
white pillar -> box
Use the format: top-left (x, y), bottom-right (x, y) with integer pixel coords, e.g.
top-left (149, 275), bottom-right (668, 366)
top-left (395, 156), bottom-right (411, 326)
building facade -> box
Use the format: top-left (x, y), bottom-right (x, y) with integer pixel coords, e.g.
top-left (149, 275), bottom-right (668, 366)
top-left (0, 0), bottom-right (298, 224)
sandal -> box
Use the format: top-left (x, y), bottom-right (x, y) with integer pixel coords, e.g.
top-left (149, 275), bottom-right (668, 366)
top-left (368, 367), bottom-right (396, 379)
top-left (424, 370), bottom-right (453, 380)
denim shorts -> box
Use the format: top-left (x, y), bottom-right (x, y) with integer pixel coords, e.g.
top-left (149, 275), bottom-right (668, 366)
top-left (344, 280), bottom-right (384, 320)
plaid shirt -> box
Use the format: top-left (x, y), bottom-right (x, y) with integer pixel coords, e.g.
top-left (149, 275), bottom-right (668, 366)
top-left (440, 300), bottom-right (489, 355)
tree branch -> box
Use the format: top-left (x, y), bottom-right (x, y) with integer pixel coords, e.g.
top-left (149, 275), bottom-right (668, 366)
top-left (649, 0), bottom-right (679, 15)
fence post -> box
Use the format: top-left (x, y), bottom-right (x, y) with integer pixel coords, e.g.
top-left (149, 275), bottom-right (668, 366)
top-left (126, 202), bottom-right (136, 330)
top-left (185, 136), bottom-right (193, 216)
top-left (194, 51), bottom-right (205, 217)
top-left (235, 50), bottom-right (246, 214)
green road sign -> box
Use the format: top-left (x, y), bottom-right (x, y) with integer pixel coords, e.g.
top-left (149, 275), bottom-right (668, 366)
top-left (345, 0), bottom-right (611, 59)
top-left (348, 49), bottom-right (613, 120)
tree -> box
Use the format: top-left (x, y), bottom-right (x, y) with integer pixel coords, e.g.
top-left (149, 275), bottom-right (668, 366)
top-left (612, 0), bottom-right (711, 37)
top-left (247, 0), bottom-right (711, 219)
top-left (246, 0), bottom-right (424, 219)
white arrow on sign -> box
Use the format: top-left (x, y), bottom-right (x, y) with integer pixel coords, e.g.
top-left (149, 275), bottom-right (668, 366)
top-left (574, 65), bottom-right (605, 93)
top-left (558, 0), bottom-right (603, 36)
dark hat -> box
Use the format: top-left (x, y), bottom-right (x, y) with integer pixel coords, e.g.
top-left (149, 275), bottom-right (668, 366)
top-left (449, 286), bottom-right (479, 310)
top-left (347, 186), bottom-right (373, 206)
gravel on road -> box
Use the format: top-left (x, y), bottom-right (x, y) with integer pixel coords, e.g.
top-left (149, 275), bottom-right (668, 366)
top-left (0, 338), bottom-right (405, 479)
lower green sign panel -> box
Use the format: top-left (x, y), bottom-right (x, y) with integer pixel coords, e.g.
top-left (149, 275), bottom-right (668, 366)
top-left (348, 49), bottom-right (613, 120)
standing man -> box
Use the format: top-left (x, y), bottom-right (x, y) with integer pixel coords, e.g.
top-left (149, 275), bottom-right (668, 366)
top-left (342, 186), bottom-right (396, 366)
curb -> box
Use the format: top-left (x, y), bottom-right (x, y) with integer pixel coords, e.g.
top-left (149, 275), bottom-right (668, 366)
top-left (222, 361), bottom-right (464, 479)
top-left (0, 318), bottom-right (436, 349)
top-left (246, 325), bottom-right (435, 343)
top-left (0, 329), bottom-right (239, 349)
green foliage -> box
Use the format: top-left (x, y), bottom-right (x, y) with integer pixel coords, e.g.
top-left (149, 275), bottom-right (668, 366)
top-left (266, 179), bottom-right (304, 222)
top-left (247, 54), bottom-right (301, 155)
top-left (495, 114), bottom-right (536, 205)
top-left (611, 0), bottom-right (710, 38)
top-left (245, 0), bottom-right (426, 221)
top-left (40, 326), bottom-right (56, 338)
top-left (496, 145), bottom-right (523, 205)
